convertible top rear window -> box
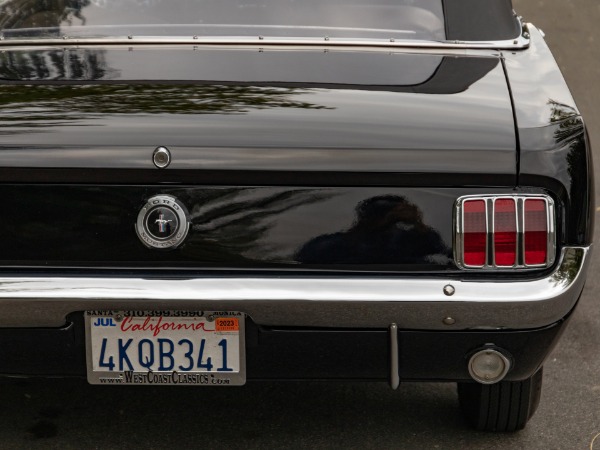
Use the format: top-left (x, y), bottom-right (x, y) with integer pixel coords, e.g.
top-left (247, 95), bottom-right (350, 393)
top-left (0, 0), bottom-right (446, 40)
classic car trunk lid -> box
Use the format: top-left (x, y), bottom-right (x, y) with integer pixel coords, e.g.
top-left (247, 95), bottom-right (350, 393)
top-left (0, 47), bottom-right (516, 177)
top-left (0, 47), bottom-right (518, 271)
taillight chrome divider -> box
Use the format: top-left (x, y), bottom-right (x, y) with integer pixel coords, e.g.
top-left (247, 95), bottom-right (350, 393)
top-left (455, 195), bottom-right (555, 270)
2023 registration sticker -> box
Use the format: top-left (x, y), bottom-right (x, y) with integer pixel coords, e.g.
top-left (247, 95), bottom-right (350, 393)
top-left (85, 311), bottom-right (246, 386)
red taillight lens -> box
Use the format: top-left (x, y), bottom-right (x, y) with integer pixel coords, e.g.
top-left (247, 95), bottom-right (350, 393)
top-left (524, 199), bottom-right (548, 265)
top-left (494, 199), bottom-right (517, 266)
top-left (463, 200), bottom-right (487, 266)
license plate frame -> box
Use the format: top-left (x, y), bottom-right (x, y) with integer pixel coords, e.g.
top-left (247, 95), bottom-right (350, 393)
top-left (85, 310), bottom-right (246, 386)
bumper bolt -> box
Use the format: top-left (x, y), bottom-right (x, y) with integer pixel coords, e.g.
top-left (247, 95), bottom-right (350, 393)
top-left (443, 284), bottom-right (455, 296)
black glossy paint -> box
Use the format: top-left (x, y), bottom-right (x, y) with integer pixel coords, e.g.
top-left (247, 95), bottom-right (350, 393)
top-left (0, 47), bottom-right (495, 90)
top-left (519, 118), bottom-right (592, 246)
top-left (0, 28), bottom-right (589, 268)
top-left (0, 185), bottom-right (558, 271)
top-left (0, 49), bottom-right (515, 180)
top-left (505, 27), bottom-right (594, 245)
top-left (0, 185), bottom-right (459, 270)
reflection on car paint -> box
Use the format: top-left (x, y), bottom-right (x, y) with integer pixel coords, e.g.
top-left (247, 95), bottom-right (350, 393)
top-left (297, 195), bottom-right (450, 265)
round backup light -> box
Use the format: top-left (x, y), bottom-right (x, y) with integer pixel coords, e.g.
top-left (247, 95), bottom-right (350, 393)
top-left (468, 349), bottom-right (511, 384)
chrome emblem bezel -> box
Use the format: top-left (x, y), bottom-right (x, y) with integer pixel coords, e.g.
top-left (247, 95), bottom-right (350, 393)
top-left (136, 195), bottom-right (190, 249)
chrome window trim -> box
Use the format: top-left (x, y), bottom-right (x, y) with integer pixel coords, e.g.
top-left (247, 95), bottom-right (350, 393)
top-left (455, 194), bottom-right (556, 271)
top-left (0, 20), bottom-right (531, 50)
top-left (0, 246), bottom-right (587, 330)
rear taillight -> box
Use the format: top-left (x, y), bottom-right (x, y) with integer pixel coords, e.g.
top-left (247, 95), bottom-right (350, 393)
top-left (524, 199), bottom-right (548, 265)
top-left (463, 200), bottom-right (487, 267)
top-left (456, 195), bottom-right (555, 269)
top-left (493, 198), bottom-right (517, 266)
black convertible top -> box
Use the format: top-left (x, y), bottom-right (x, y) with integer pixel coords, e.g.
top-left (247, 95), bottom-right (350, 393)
top-left (444, 0), bottom-right (519, 41)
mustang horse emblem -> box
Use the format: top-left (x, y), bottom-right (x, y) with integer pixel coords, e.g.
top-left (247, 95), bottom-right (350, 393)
top-left (155, 213), bottom-right (172, 233)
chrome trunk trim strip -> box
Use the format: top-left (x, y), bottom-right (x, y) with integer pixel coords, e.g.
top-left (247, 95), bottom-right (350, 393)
top-left (0, 21), bottom-right (530, 50)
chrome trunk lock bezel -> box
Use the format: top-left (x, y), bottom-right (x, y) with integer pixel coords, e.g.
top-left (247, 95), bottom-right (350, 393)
top-left (152, 146), bottom-right (171, 169)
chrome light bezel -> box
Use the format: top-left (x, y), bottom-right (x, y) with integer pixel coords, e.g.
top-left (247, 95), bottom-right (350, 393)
top-left (454, 194), bottom-right (556, 270)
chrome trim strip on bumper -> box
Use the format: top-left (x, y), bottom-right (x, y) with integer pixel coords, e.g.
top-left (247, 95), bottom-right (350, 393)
top-left (0, 246), bottom-right (589, 330)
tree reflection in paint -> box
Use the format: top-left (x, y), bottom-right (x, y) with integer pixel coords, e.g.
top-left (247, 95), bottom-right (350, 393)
top-left (182, 188), bottom-right (337, 264)
top-left (548, 99), bottom-right (589, 251)
top-left (0, 49), bottom-right (114, 80)
top-left (0, 83), bottom-right (333, 133)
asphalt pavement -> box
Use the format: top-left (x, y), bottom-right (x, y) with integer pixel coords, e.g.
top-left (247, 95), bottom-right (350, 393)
top-left (0, 1), bottom-right (599, 449)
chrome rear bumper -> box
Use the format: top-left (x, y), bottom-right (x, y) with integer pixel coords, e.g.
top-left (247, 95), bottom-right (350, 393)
top-left (0, 246), bottom-right (589, 330)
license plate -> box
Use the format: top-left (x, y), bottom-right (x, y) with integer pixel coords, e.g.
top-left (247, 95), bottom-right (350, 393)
top-left (85, 311), bottom-right (245, 386)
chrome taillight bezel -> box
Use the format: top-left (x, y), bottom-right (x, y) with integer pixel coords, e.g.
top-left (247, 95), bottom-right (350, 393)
top-left (455, 194), bottom-right (556, 270)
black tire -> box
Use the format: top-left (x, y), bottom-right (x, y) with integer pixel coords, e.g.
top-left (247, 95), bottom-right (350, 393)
top-left (457, 367), bottom-right (543, 432)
